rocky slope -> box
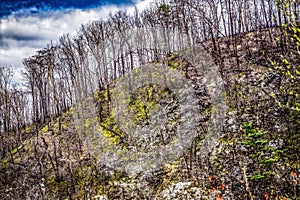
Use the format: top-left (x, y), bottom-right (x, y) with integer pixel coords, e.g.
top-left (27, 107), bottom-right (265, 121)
top-left (1, 27), bottom-right (299, 200)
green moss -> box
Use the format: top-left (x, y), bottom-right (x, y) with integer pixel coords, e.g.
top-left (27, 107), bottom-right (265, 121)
top-left (41, 125), bottom-right (49, 133)
top-left (94, 88), bottom-right (126, 149)
top-left (24, 126), bottom-right (32, 134)
top-left (220, 137), bottom-right (234, 145)
top-left (128, 83), bottom-right (165, 125)
top-left (46, 164), bottom-right (98, 199)
top-left (94, 80), bottom-right (178, 151)
top-left (62, 120), bottom-right (73, 130)
top-left (100, 117), bottom-right (124, 146)
top-left (85, 118), bottom-right (92, 128)
top-left (1, 159), bottom-right (8, 165)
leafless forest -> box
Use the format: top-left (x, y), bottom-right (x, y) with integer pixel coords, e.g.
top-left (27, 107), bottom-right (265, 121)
top-left (1, 0), bottom-right (300, 199)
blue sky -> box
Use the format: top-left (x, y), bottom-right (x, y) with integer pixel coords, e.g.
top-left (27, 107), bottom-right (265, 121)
top-left (0, 0), bottom-right (151, 82)
top-left (0, 0), bottom-right (134, 18)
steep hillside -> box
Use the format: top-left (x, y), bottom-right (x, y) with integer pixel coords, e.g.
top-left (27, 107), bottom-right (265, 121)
top-left (1, 24), bottom-right (300, 200)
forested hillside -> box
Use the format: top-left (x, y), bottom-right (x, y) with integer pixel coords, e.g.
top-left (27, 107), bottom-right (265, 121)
top-left (1, 0), bottom-right (299, 199)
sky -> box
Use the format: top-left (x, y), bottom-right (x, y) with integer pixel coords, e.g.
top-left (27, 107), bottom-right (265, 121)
top-left (0, 0), bottom-right (152, 82)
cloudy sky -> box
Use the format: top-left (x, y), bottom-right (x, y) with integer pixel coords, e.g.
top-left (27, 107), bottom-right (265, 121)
top-left (0, 0), bottom-right (152, 82)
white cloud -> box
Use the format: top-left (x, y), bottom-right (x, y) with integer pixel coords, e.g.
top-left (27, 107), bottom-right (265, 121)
top-left (0, 0), bottom-right (153, 72)
top-left (128, 0), bottom-right (153, 14)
